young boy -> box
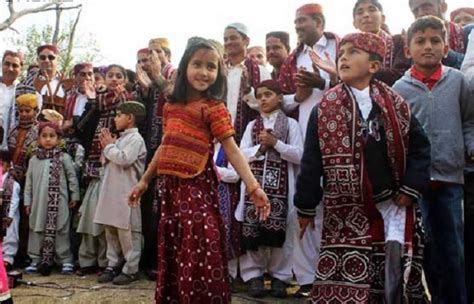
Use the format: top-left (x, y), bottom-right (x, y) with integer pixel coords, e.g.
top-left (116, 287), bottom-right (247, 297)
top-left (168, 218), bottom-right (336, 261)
top-left (238, 79), bottom-right (303, 298)
top-left (24, 120), bottom-right (80, 276)
top-left (0, 151), bottom-right (20, 270)
top-left (94, 101), bottom-right (146, 285)
top-left (393, 16), bottom-right (474, 304)
top-left (295, 32), bottom-right (431, 303)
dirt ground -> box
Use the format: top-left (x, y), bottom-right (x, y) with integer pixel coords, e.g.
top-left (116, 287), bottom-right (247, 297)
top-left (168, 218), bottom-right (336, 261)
top-left (11, 272), bottom-right (307, 304)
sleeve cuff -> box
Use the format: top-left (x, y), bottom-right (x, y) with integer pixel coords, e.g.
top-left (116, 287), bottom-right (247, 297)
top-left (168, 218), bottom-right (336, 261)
top-left (274, 140), bottom-right (285, 153)
top-left (399, 185), bottom-right (422, 200)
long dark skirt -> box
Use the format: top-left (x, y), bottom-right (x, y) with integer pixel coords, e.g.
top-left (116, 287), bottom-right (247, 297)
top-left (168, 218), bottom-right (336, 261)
top-left (155, 163), bottom-right (230, 304)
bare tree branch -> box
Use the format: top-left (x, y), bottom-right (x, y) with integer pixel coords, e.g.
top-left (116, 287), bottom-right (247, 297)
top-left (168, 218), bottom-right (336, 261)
top-left (64, 7), bottom-right (82, 72)
top-left (52, 4), bottom-right (62, 45)
top-left (0, 1), bottom-right (82, 32)
top-left (7, 26), bottom-right (19, 35)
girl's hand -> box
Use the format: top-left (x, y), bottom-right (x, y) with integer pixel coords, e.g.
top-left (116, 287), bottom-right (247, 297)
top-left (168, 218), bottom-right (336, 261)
top-left (113, 84), bottom-right (126, 98)
top-left (24, 206), bottom-right (31, 217)
top-left (250, 188), bottom-right (270, 221)
top-left (128, 180), bottom-right (148, 207)
top-left (68, 200), bottom-right (78, 209)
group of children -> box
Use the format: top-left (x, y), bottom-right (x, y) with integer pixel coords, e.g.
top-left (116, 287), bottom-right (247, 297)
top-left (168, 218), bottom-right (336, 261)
top-left (0, 7), bottom-right (472, 304)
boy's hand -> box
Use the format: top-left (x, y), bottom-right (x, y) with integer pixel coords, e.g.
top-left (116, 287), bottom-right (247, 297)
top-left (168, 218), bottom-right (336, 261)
top-left (24, 206), bottom-right (31, 217)
top-left (298, 216), bottom-right (315, 239)
top-left (258, 129), bottom-right (277, 148)
top-left (68, 200), bottom-right (77, 209)
top-left (99, 128), bottom-right (116, 148)
top-left (394, 193), bottom-right (415, 207)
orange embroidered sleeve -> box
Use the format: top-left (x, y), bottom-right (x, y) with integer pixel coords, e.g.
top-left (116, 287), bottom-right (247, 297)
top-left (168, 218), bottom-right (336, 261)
top-left (208, 102), bottom-right (235, 142)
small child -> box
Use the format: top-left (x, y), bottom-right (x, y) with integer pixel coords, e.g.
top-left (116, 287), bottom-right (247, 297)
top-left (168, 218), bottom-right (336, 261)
top-left (128, 37), bottom-right (270, 303)
top-left (8, 94), bottom-right (39, 185)
top-left (238, 79), bottom-right (303, 298)
top-left (295, 32), bottom-right (431, 303)
top-left (94, 101), bottom-right (146, 285)
top-left (393, 16), bottom-right (474, 304)
top-left (24, 120), bottom-right (80, 276)
top-left (0, 151), bottom-right (20, 270)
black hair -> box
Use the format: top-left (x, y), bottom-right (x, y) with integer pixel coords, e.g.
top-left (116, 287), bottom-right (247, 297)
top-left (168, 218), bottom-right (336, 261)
top-left (106, 64), bottom-right (128, 80)
top-left (407, 15), bottom-right (447, 45)
top-left (266, 31), bottom-right (291, 53)
top-left (170, 37), bottom-right (227, 104)
top-left (353, 0), bottom-right (384, 18)
top-left (0, 150), bottom-right (11, 163)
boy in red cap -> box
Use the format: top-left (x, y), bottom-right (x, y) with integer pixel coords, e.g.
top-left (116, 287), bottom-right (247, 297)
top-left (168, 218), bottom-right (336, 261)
top-left (295, 32), bottom-right (430, 303)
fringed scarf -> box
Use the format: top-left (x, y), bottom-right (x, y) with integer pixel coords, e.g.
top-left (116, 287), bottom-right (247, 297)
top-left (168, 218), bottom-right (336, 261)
top-left (84, 90), bottom-right (130, 178)
top-left (64, 89), bottom-right (83, 121)
top-left (8, 121), bottom-right (38, 184)
top-left (0, 172), bottom-right (14, 239)
top-left (242, 111), bottom-right (289, 251)
top-left (312, 80), bottom-right (428, 303)
top-left (233, 58), bottom-right (260, 144)
top-left (36, 147), bottom-right (63, 268)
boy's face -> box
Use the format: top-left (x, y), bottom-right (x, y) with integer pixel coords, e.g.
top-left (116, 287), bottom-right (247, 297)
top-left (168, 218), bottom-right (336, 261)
top-left (256, 87), bottom-right (281, 114)
top-left (405, 28), bottom-right (448, 70)
top-left (337, 42), bottom-right (380, 87)
top-left (39, 126), bottom-right (59, 150)
top-left (353, 1), bottom-right (385, 34)
top-left (18, 106), bottom-right (37, 123)
top-left (114, 111), bottom-right (131, 131)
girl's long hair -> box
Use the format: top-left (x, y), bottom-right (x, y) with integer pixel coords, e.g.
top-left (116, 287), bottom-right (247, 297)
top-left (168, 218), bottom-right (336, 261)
top-left (170, 37), bottom-right (227, 104)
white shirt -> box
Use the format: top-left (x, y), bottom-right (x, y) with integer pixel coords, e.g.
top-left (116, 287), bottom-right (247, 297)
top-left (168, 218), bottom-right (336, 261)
top-left (72, 93), bottom-right (88, 117)
top-left (461, 29), bottom-right (474, 86)
top-left (213, 142), bottom-right (239, 184)
top-left (226, 61), bottom-right (271, 123)
top-left (38, 76), bottom-right (65, 110)
top-left (0, 80), bottom-right (18, 150)
top-left (282, 35), bottom-right (337, 138)
top-left (236, 112), bottom-right (304, 221)
top-left (351, 86), bottom-right (372, 120)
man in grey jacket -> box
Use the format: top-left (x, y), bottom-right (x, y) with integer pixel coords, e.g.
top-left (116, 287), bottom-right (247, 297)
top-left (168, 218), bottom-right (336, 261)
top-left (393, 16), bottom-right (474, 304)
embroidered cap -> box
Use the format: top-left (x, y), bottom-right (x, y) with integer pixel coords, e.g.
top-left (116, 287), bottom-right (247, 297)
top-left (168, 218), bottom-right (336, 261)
top-left (450, 7), bottom-right (474, 21)
top-left (16, 93), bottom-right (38, 109)
top-left (296, 3), bottom-right (323, 16)
top-left (73, 63), bottom-right (93, 76)
top-left (149, 38), bottom-right (170, 50)
top-left (37, 44), bottom-right (59, 55)
top-left (340, 32), bottom-right (387, 59)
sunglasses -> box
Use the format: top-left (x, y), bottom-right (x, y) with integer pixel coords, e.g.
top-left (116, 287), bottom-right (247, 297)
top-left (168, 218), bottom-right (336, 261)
top-left (39, 55), bottom-right (57, 61)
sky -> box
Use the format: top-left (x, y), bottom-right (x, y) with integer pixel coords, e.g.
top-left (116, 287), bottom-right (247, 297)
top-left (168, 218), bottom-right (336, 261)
top-left (0, 0), bottom-right (472, 70)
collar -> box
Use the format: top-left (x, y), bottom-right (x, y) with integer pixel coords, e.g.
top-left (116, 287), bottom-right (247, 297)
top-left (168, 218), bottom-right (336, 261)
top-left (350, 86), bottom-right (371, 100)
top-left (120, 127), bottom-right (138, 135)
top-left (303, 34), bottom-right (328, 53)
top-left (0, 78), bottom-right (19, 88)
top-left (261, 109), bottom-right (280, 120)
top-left (410, 64), bottom-right (443, 84)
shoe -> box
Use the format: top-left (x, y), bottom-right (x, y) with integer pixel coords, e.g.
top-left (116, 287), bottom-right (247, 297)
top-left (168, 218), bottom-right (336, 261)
top-left (294, 283), bottom-right (312, 298)
top-left (270, 277), bottom-right (288, 298)
top-left (145, 269), bottom-right (157, 281)
top-left (24, 263), bottom-right (38, 274)
top-left (38, 262), bottom-right (52, 276)
top-left (61, 263), bottom-right (74, 275)
top-left (247, 276), bottom-right (265, 298)
top-left (113, 272), bottom-right (138, 285)
top-left (97, 267), bottom-right (117, 283)
top-left (75, 266), bottom-right (97, 276)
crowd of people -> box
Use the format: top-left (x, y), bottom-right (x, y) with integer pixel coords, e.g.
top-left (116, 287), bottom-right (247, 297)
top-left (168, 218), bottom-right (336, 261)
top-left (0, 0), bottom-right (473, 303)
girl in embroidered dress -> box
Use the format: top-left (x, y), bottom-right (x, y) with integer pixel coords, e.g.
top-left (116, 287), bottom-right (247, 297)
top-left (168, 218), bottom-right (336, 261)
top-left (128, 37), bottom-right (270, 304)
top-left (76, 64), bottom-right (131, 275)
top-left (24, 120), bottom-right (80, 276)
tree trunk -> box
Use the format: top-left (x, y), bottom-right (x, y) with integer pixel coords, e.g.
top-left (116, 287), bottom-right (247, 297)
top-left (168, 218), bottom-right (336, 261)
top-left (63, 8), bottom-right (82, 73)
top-left (52, 4), bottom-right (61, 45)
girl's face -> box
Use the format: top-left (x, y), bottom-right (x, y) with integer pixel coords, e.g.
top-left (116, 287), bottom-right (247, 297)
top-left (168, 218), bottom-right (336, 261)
top-left (105, 67), bottom-right (125, 90)
top-left (18, 106), bottom-right (37, 123)
top-left (39, 126), bottom-right (59, 150)
top-left (186, 48), bottom-right (219, 99)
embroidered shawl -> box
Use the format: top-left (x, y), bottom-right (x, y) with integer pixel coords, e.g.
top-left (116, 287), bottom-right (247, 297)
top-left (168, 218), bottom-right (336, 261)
top-left (242, 111), bottom-right (289, 250)
top-left (8, 122), bottom-right (39, 184)
top-left (312, 80), bottom-right (428, 303)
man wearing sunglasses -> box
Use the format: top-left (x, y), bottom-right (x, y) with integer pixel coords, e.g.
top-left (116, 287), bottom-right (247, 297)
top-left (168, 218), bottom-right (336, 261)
top-left (21, 44), bottom-right (69, 116)
top-left (0, 50), bottom-right (23, 151)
